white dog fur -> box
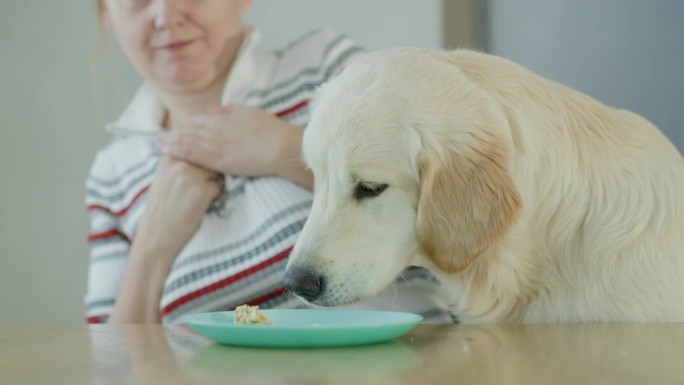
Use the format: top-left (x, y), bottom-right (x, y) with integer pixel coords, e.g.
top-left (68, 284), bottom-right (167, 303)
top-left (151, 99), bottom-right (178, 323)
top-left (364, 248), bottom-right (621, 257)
top-left (285, 48), bottom-right (684, 323)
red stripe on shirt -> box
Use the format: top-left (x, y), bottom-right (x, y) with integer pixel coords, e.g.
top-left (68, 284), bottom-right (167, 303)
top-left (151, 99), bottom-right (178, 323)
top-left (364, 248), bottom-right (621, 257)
top-left (86, 316), bottom-right (104, 324)
top-left (161, 247), bottom-right (293, 316)
top-left (88, 228), bottom-right (130, 243)
top-left (231, 287), bottom-right (288, 309)
top-left (87, 185), bottom-right (150, 218)
top-left (86, 204), bottom-right (111, 214)
top-left (275, 100), bottom-right (309, 118)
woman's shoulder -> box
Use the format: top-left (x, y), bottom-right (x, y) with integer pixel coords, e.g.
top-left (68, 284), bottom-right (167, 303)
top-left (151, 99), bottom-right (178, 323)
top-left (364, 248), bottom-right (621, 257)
top-left (267, 28), bottom-right (366, 84)
top-left (283, 28), bottom-right (353, 51)
top-left (277, 28), bottom-right (365, 67)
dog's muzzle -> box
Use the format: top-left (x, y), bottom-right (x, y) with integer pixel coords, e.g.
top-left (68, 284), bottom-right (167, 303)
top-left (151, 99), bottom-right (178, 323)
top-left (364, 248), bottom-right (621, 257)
top-left (283, 267), bottom-right (325, 302)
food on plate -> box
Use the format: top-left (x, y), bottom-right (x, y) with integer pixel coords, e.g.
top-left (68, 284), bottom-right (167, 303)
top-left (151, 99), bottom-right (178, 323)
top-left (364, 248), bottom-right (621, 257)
top-left (233, 305), bottom-right (272, 326)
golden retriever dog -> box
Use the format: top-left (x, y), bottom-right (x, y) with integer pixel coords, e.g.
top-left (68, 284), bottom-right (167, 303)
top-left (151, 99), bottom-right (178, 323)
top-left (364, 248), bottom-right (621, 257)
top-left (283, 48), bottom-right (684, 323)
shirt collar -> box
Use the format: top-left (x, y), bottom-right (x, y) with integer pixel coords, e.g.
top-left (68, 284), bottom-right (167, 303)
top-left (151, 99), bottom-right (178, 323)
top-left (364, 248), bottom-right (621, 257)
top-left (106, 26), bottom-right (261, 137)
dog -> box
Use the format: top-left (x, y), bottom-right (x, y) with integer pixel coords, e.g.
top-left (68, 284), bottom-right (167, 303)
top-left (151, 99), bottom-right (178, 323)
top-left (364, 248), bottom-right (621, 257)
top-left (283, 47), bottom-right (684, 323)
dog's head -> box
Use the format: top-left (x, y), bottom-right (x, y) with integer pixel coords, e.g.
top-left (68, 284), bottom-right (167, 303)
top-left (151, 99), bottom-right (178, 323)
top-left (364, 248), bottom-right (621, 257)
top-left (284, 48), bottom-right (521, 306)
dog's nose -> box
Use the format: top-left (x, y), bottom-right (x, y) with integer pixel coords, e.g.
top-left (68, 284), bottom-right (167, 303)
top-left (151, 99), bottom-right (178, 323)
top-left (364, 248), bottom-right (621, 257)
top-left (283, 267), bottom-right (324, 302)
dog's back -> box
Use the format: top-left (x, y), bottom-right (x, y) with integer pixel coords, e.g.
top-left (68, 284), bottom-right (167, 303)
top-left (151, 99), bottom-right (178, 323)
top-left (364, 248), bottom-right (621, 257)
top-left (436, 50), bottom-right (684, 322)
top-left (286, 47), bottom-right (684, 323)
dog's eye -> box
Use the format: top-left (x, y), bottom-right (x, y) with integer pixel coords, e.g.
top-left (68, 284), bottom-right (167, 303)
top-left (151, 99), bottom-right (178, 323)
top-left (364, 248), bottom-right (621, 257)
top-left (354, 182), bottom-right (388, 200)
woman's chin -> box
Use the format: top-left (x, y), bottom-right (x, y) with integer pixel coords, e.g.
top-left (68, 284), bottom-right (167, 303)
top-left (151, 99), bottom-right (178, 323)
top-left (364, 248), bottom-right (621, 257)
top-left (158, 65), bottom-right (214, 91)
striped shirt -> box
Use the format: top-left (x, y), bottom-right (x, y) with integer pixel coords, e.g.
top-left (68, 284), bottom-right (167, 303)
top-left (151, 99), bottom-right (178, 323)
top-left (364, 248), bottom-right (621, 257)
top-left (84, 27), bottom-right (455, 324)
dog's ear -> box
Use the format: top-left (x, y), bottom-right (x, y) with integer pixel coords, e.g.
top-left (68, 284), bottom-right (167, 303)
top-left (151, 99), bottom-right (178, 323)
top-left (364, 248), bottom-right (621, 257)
top-left (416, 138), bottom-right (521, 274)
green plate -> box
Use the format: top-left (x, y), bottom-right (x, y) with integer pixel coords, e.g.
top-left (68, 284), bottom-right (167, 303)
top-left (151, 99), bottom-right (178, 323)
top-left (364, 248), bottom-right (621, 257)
top-left (182, 309), bottom-right (422, 348)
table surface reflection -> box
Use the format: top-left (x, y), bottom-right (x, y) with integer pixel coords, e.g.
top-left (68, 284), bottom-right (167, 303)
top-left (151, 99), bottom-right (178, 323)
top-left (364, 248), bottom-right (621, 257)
top-left (1, 323), bottom-right (683, 384)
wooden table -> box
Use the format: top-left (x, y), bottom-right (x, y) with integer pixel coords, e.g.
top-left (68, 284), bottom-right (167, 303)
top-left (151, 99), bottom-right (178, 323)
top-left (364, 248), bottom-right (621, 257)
top-left (1, 323), bottom-right (683, 384)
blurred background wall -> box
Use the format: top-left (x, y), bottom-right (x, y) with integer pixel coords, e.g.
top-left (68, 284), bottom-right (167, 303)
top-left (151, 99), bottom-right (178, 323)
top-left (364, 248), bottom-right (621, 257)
top-left (1, 0), bottom-right (681, 324)
top-left (483, 0), bottom-right (684, 151)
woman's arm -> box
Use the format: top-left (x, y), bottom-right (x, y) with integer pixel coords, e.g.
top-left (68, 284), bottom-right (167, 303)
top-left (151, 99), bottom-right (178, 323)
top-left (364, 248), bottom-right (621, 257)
top-left (272, 123), bottom-right (313, 190)
top-left (108, 246), bottom-right (177, 323)
top-left (108, 157), bottom-right (221, 324)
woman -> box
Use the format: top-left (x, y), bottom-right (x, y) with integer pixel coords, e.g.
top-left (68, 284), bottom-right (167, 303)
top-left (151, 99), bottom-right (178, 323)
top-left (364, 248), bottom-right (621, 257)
top-left (86, 0), bottom-right (453, 324)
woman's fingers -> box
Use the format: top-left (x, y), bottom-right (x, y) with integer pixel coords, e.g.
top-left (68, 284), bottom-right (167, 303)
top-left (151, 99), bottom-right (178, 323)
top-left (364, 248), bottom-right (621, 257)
top-left (158, 138), bottom-right (219, 172)
top-left (155, 108), bottom-right (246, 173)
top-left (206, 105), bottom-right (234, 114)
top-left (166, 125), bottom-right (215, 142)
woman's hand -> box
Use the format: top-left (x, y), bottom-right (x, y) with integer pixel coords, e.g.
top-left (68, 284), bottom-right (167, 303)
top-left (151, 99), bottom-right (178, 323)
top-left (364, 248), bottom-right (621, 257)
top-left (157, 105), bottom-right (312, 188)
top-left (134, 155), bottom-right (222, 258)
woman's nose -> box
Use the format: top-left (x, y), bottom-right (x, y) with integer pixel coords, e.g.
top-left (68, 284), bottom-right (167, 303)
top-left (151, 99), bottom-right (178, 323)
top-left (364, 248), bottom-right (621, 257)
top-left (152, 0), bottom-right (188, 30)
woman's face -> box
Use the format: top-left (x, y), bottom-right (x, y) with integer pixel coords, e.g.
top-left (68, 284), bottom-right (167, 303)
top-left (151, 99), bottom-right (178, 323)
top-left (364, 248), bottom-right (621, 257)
top-left (102, 0), bottom-right (251, 93)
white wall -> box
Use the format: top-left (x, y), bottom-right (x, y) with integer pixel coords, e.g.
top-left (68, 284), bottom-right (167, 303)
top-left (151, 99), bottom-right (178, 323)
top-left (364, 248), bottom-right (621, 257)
top-left (0, 0), bottom-right (131, 325)
top-left (486, 0), bottom-right (684, 152)
top-left (0, 1), bottom-right (442, 324)
top-left (244, 0), bottom-right (443, 51)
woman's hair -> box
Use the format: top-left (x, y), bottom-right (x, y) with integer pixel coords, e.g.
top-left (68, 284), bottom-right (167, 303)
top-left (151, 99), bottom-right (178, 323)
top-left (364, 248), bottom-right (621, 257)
top-left (96, 0), bottom-right (105, 30)
top-left (91, 0), bottom-right (132, 119)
